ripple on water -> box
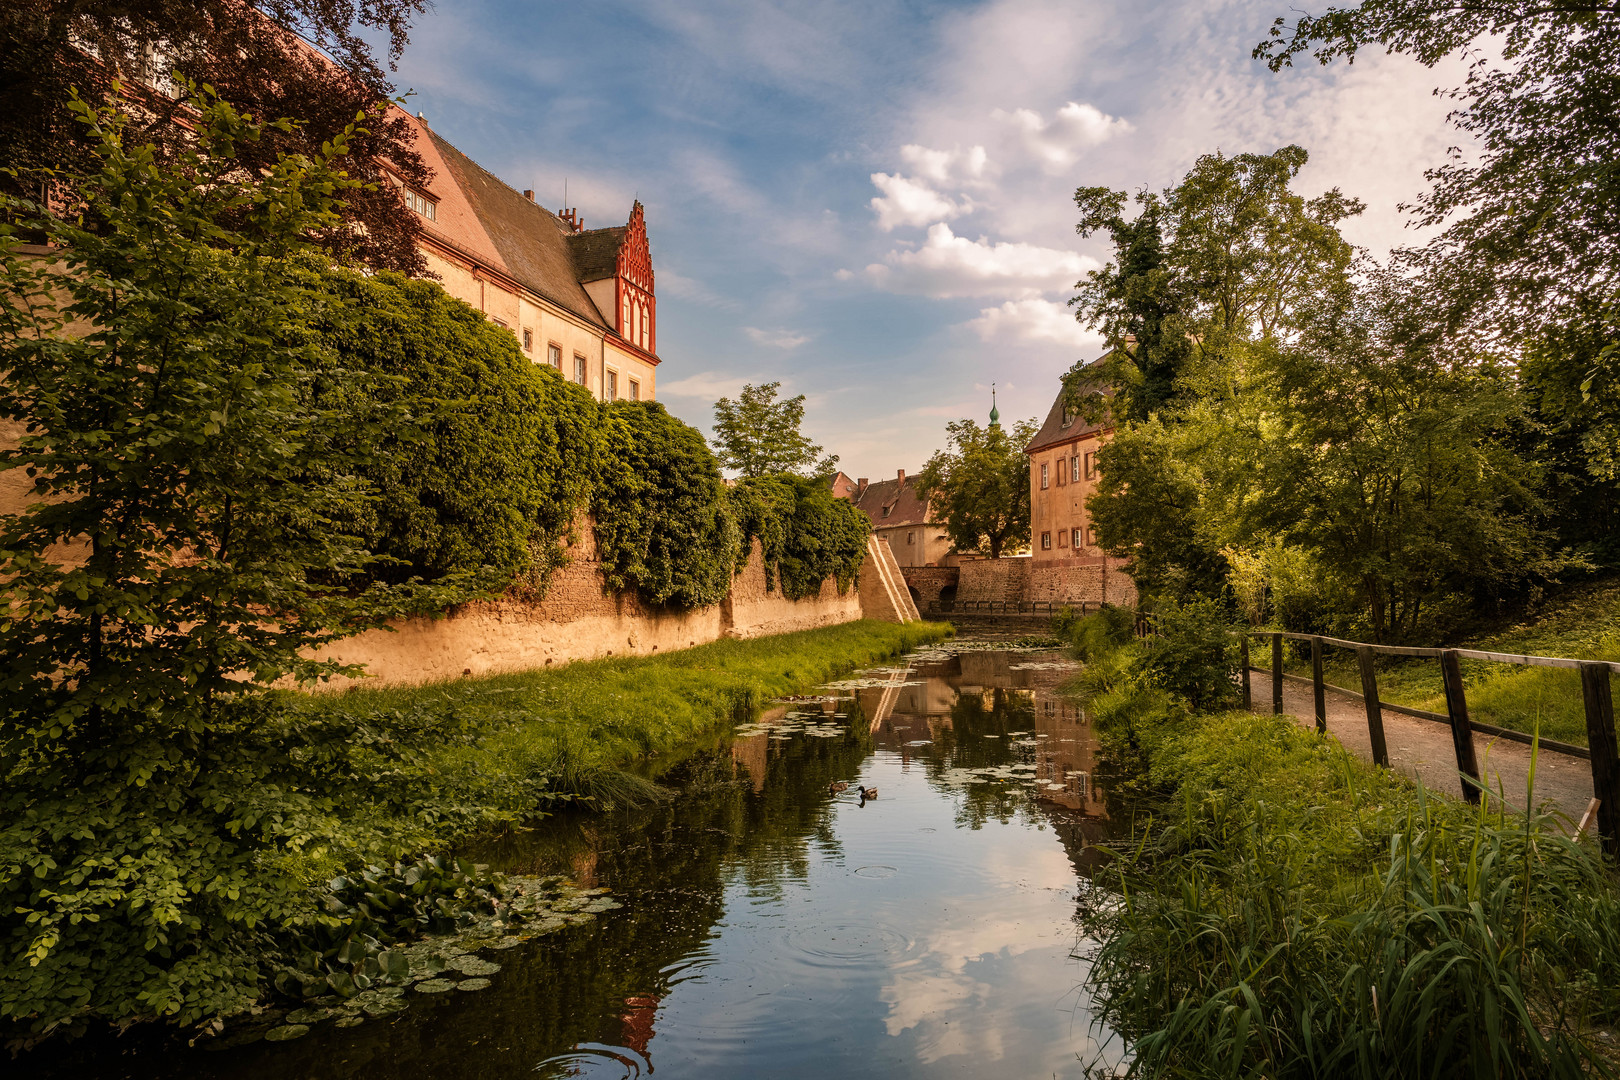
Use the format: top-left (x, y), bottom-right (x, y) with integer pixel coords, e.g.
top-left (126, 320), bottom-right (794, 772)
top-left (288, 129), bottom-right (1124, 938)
top-left (852, 864), bottom-right (898, 879)
top-left (534, 1043), bottom-right (651, 1079)
top-left (782, 920), bottom-right (919, 969)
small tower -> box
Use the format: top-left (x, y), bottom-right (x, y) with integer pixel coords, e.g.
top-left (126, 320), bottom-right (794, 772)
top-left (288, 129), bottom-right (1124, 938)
top-left (989, 384), bottom-right (1001, 430)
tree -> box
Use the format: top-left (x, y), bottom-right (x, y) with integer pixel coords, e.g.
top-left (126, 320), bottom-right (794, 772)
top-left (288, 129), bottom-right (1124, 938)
top-left (1257, 1), bottom-right (1620, 563)
top-left (1067, 146), bottom-right (1363, 424)
top-left (0, 89), bottom-right (409, 1028)
top-left (710, 381), bottom-right (838, 478)
top-left (0, 0), bottom-right (432, 272)
top-left (1244, 272), bottom-right (1561, 640)
top-left (915, 417), bottom-right (1037, 559)
top-left (1072, 146), bottom-right (1363, 605)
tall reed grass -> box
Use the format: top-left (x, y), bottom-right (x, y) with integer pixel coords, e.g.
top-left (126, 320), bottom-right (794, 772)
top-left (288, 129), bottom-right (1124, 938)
top-left (1060, 608), bottom-right (1620, 1077)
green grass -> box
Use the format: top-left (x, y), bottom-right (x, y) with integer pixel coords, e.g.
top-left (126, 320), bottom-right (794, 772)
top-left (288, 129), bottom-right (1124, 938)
top-left (1083, 706), bottom-right (1620, 1078)
top-left (322, 618), bottom-right (952, 811)
top-left (1275, 577), bottom-right (1620, 746)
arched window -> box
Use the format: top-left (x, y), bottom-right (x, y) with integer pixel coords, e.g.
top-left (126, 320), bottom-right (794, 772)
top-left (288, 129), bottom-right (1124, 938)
top-left (640, 301), bottom-right (650, 350)
top-left (621, 294), bottom-right (631, 336)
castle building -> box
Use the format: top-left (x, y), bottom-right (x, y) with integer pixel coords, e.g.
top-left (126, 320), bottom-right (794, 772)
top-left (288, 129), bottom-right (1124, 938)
top-left (399, 112), bottom-right (660, 402)
top-left (1025, 364), bottom-right (1113, 586)
top-left (835, 470), bottom-right (955, 568)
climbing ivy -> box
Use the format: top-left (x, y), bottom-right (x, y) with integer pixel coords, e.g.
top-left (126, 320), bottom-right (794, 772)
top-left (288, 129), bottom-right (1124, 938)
top-left (305, 269), bottom-right (603, 598)
top-left (731, 475), bottom-right (870, 600)
top-left (592, 401), bottom-right (741, 608)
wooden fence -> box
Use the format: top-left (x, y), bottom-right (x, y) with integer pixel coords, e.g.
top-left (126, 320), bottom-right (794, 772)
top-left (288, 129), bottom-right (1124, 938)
top-left (1240, 631), bottom-right (1620, 856)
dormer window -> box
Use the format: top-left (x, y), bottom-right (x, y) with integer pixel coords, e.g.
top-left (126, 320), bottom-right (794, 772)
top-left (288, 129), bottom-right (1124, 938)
top-left (404, 188), bottom-right (437, 221)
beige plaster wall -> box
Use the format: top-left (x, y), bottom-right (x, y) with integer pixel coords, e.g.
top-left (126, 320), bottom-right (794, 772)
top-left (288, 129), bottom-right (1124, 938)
top-left (314, 536), bottom-right (867, 688)
top-left (604, 340), bottom-right (657, 402)
top-left (1030, 430), bottom-right (1109, 561)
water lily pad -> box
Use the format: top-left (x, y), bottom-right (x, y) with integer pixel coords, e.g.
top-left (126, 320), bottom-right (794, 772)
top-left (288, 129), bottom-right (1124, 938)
top-left (363, 997), bottom-right (407, 1016)
top-left (334, 1016), bottom-right (365, 1029)
top-left (488, 936), bottom-right (525, 949)
top-left (456, 977), bottom-right (492, 992)
top-left (582, 898), bottom-right (621, 913)
top-left (414, 979), bottom-right (456, 994)
top-left (447, 955), bottom-right (500, 977)
top-left (284, 1007), bottom-right (328, 1025)
top-left (263, 1024), bottom-right (309, 1042)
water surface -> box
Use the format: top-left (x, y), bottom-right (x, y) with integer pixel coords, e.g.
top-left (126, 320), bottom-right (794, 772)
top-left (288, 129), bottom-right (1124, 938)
top-left (29, 642), bottom-right (1120, 1079)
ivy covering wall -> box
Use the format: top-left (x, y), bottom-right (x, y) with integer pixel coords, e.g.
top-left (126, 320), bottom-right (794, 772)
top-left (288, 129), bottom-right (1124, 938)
top-left (309, 269), bottom-right (869, 609)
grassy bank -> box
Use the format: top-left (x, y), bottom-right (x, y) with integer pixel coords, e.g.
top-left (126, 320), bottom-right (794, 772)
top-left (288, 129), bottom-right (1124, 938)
top-left (1, 619), bottom-right (950, 1039)
top-left (1062, 606), bottom-right (1620, 1078)
top-left (1276, 577), bottom-right (1620, 746)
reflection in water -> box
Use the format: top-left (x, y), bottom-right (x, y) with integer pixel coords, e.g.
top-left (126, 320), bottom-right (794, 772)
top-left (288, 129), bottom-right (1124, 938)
top-left (26, 647), bottom-right (1121, 1080)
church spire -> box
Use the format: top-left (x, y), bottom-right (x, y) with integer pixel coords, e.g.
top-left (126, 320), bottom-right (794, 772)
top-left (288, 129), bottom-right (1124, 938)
top-left (989, 384), bottom-right (1000, 429)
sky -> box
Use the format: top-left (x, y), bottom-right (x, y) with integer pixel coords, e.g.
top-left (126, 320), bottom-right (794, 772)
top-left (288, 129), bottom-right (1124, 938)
top-left (384, 0), bottom-right (1468, 479)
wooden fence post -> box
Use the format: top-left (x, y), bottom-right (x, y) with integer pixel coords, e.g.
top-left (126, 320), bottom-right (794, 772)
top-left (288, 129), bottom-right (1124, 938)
top-left (1311, 635), bottom-right (1327, 734)
top-left (1240, 635), bottom-right (1252, 712)
top-left (1440, 650), bottom-right (1483, 804)
top-left (1357, 647), bottom-right (1389, 768)
top-left (1271, 633), bottom-right (1284, 715)
top-left (1580, 662), bottom-right (1620, 859)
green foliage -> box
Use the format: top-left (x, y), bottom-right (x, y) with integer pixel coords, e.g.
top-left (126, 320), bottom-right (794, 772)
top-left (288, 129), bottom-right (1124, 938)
top-left (1258, 2), bottom-right (1620, 572)
top-left (304, 268), bottom-right (602, 594)
top-left (1067, 145), bottom-right (1361, 424)
top-left (915, 416), bottom-right (1037, 559)
top-left (1083, 710), bottom-right (1620, 1078)
top-left (1246, 273), bottom-right (1563, 641)
top-left (593, 400), bottom-right (740, 608)
top-left (730, 475), bottom-right (869, 600)
top-left (1087, 416), bottom-right (1233, 602)
top-left (710, 381), bottom-right (838, 478)
top-left (0, 89), bottom-right (432, 1034)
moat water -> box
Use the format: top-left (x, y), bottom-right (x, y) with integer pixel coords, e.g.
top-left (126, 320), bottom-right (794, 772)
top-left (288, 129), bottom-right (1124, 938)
top-left (31, 641), bottom-right (1122, 1079)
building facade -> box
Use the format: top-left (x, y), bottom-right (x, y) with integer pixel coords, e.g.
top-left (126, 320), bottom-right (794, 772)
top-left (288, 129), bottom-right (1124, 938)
top-left (1023, 366), bottom-right (1134, 605)
top-left (400, 112), bottom-right (661, 402)
top-left (837, 470), bottom-right (955, 568)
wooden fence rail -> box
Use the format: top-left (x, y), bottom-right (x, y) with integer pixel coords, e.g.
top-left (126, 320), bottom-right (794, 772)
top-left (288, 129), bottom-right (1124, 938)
top-left (1240, 629), bottom-right (1620, 856)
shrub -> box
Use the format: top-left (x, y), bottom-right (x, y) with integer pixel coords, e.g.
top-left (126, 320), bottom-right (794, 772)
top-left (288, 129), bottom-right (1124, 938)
top-left (593, 400), bottom-right (740, 608)
top-left (731, 475), bottom-right (869, 600)
top-left (306, 269), bottom-right (603, 594)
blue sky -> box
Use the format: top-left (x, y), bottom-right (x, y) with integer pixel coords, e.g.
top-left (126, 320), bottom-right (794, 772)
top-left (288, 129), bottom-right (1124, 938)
top-left (388, 0), bottom-right (1466, 478)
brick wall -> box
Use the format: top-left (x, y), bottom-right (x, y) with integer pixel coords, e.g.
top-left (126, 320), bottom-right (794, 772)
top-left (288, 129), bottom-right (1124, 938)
top-left (1028, 559), bottom-right (1138, 608)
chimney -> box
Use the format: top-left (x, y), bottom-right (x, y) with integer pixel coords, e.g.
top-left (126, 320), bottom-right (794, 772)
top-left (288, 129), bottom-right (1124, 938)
top-left (415, 111), bottom-right (428, 126)
top-left (557, 207), bottom-right (583, 232)
top-left (856, 478), bottom-right (869, 497)
top-left (523, 189), bottom-right (535, 201)
top-left (897, 468), bottom-right (906, 485)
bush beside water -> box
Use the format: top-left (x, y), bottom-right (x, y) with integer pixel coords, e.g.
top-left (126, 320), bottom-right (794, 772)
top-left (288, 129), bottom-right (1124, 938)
top-left (1062, 605), bottom-right (1620, 1077)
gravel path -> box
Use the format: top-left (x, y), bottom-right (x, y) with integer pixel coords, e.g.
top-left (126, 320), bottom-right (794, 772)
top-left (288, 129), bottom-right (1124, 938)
top-left (1247, 669), bottom-right (1594, 824)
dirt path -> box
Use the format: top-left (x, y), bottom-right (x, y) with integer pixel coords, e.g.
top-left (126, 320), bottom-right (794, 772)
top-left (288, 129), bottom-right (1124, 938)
top-left (1247, 670), bottom-right (1593, 823)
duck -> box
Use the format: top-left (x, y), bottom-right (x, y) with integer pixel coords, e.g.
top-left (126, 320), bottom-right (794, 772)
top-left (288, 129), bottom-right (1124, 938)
top-left (858, 786), bottom-right (878, 801)
top-left (828, 781), bottom-right (849, 794)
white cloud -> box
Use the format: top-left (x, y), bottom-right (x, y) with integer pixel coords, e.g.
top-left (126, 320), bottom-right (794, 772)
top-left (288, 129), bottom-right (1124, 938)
top-left (966, 298), bottom-right (1103, 349)
top-left (899, 142), bottom-right (989, 184)
top-left (863, 223), bottom-right (1097, 298)
top-left (744, 326), bottom-right (811, 349)
top-left (992, 101), bottom-right (1133, 171)
top-left (869, 172), bottom-right (970, 231)
top-left (657, 370), bottom-right (753, 399)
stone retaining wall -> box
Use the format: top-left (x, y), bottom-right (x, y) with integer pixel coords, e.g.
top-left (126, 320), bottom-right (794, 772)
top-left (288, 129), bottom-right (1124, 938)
top-left (316, 531), bottom-right (867, 688)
